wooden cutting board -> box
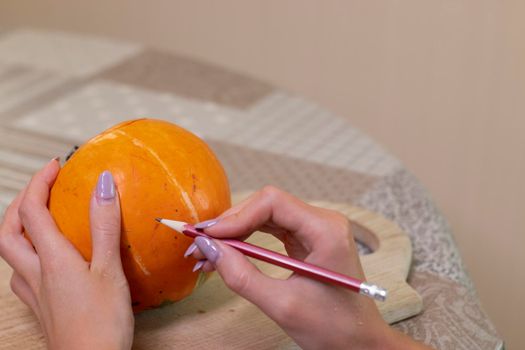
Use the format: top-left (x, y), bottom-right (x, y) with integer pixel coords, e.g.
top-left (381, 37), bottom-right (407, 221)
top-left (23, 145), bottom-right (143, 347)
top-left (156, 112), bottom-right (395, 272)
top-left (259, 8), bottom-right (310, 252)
top-left (0, 193), bottom-right (422, 349)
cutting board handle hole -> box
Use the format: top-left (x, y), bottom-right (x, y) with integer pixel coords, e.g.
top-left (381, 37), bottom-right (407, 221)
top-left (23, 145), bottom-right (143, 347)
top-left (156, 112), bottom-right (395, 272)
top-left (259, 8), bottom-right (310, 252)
top-left (351, 221), bottom-right (379, 255)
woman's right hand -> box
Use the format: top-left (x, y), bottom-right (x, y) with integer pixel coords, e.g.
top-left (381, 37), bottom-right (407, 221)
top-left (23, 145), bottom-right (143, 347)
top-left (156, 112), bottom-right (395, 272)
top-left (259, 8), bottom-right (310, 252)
top-left (188, 186), bottom-right (432, 350)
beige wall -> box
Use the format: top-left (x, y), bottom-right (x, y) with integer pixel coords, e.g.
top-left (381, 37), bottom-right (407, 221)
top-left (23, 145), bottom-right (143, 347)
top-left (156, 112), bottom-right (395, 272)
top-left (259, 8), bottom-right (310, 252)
top-left (1, 1), bottom-right (524, 348)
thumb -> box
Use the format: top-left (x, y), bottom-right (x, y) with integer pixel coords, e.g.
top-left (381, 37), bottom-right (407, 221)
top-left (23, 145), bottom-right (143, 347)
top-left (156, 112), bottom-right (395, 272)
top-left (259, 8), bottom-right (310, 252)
top-left (89, 170), bottom-right (123, 274)
top-left (194, 236), bottom-right (288, 318)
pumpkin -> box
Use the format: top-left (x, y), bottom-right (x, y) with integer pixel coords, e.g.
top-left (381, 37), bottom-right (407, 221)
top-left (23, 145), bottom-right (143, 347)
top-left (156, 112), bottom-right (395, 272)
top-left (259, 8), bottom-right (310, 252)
top-left (48, 118), bottom-right (231, 312)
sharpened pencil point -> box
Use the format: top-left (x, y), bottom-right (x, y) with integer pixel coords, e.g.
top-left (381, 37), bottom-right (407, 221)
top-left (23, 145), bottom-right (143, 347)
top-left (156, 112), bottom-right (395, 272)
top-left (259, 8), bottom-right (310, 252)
top-left (155, 218), bottom-right (162, 223)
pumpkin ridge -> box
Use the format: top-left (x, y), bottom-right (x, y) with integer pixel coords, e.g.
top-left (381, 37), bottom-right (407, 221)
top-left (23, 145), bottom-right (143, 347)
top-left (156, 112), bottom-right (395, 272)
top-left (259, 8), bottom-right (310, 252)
top-left (111, 128), bottom-right (200, 222)
top-left (130, 249), bottom-right (151, 276)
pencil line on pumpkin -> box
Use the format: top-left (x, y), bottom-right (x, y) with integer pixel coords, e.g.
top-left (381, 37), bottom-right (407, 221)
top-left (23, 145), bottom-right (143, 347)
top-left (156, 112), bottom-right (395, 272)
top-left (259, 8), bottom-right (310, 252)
top-left (114, 128), bottom-right (200, 223)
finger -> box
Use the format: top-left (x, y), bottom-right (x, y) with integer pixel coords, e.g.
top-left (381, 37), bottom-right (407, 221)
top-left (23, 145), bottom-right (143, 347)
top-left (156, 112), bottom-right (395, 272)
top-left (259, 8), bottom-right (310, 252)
top-left (190, 259), bottom-right (216, 273)
top-left (202, 186), bottom-right (326, 247)
top-left (217, 191), bottom-right (259, 218)
top-left (194, 236), bottom-right (288, 320)
top-left (1, 186), bottom-right (26, 233)
top-left (193, 191), bottom-right (258, 231)
top-left (89, 171), bottom-right (123, 275)
top-left (18, 158), bottom-right (78, 262)
top-left (0, 187), bottom-right (41, 284)
top-left (190, 247), bottom-right (205, 261)
top-left (10, 271), bottom-right (39, 312)
top-left (200, 260), bottom-right (215, 273)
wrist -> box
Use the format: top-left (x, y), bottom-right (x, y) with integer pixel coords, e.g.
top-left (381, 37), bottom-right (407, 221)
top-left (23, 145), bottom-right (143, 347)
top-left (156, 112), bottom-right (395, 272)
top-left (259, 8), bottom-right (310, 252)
top-left (48, 333), bottom-right (131, 350)
top-left (340, 322), bottom-right (394, 350)
top-left (380, 326), bottom-right (435, 350)
top-left (334, 320), bottom-right (423, 350)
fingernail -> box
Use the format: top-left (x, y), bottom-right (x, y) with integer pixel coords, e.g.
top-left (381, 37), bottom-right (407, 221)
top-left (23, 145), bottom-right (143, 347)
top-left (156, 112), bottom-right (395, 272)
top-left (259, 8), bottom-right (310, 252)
top-left (194, 218), bottom-right (220, 229)
top-left (184, 243), bottom-right (197, 258)
top-left (195, 236), bottom-right (220, 263)
top-left (52, 156), bottom-right (60, 162)
top-left (193, 260), bottom-right (205, 272)
top-left (96, 170), bottom-right (115, 204)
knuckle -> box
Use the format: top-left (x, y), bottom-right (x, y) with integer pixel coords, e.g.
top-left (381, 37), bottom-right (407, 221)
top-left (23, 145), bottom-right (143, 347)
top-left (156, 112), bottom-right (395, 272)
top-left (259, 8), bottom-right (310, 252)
top-left (9, 275), bottom-right (18, 294)
top-left (260, 185), bottom-right (283, 201)
top-left (17, 205), bottom-right (26, 222)
top-left (91, 263), bottom-right (121, 281)
top-left (41, 254), bottom-right (62, 275)
top-left (273, 295), bottom-right (298, 325)
top-left (18, 199), bottom-right (37, 223)
top-left (93, 220), bottom-right (120, 237)
top-left (223, 267), bottom-right (252, 295)
top-left (9, 274), bottom-right (30, 297)
top-left (327, 210), bottom-right (352, 238)
top-left (315, 210), bottom-right (353, 255)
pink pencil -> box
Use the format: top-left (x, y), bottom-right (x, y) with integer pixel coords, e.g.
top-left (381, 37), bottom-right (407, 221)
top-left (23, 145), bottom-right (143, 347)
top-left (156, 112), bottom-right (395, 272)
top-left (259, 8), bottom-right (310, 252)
top-left (156, 218), bottom-right (387, 301)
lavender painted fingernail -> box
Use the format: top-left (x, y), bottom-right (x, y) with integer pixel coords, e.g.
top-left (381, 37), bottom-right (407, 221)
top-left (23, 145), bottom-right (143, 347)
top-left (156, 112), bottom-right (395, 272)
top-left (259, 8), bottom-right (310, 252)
top-left (194, 218), bottom-right (220, 229)
top-left (184, 243), bottom-right (197, 258)
top-left (195, 236), bottom-right (221, 263)
top-left (96, 170), bottom-right (115, 204)
top-left (192, 260), bottom-right (205, 272)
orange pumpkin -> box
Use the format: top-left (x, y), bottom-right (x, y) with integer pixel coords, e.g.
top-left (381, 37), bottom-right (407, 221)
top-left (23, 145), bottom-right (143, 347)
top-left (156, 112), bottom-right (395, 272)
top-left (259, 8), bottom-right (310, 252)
top-left (48, 118), bottom-right (231, 312)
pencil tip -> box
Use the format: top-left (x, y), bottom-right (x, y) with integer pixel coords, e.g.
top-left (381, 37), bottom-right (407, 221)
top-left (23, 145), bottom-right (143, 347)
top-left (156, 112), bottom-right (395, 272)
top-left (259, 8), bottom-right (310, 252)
top-left (155, 218), bottom-right (162, 222)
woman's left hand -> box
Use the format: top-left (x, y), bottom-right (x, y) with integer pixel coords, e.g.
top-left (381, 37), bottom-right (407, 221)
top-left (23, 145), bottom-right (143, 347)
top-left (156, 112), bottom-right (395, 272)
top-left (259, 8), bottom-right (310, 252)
top-left (0, 159), bottom-right (134, 350)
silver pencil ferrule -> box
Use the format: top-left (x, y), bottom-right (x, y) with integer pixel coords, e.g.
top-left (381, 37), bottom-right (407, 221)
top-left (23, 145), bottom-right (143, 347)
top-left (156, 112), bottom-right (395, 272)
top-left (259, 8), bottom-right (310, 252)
top-left (359, 282), bottom-right (387, 302)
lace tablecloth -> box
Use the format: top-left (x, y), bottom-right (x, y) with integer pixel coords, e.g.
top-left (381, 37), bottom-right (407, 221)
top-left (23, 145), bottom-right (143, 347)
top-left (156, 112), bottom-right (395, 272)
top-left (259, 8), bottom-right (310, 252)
top-left (0, 29), bottom-right (503, 349)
